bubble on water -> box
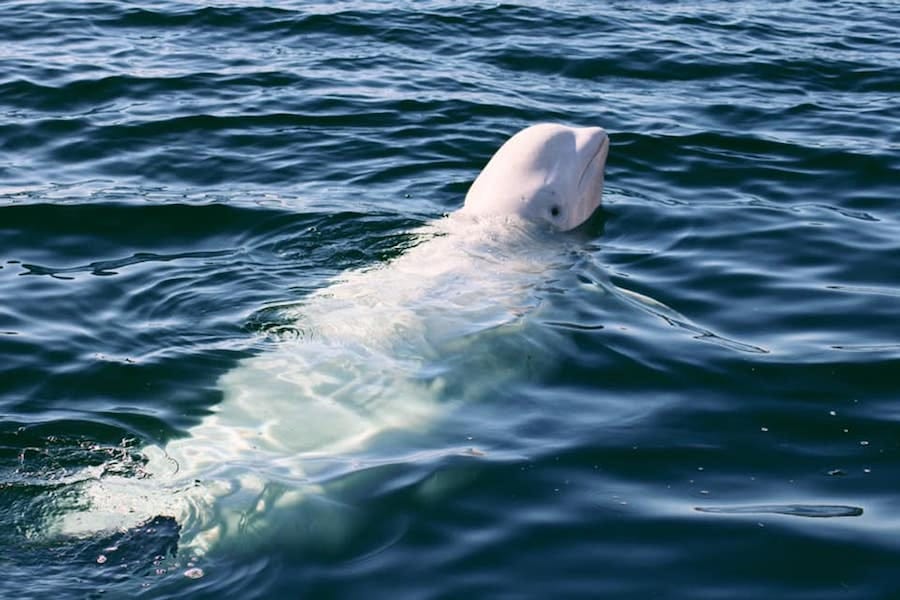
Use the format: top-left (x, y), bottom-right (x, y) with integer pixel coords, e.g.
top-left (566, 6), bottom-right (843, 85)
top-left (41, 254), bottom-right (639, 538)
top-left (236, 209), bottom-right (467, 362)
top-left (184, 567), bottom-right (204, 579)
top-left (96, 555), bottom-right (107, 564)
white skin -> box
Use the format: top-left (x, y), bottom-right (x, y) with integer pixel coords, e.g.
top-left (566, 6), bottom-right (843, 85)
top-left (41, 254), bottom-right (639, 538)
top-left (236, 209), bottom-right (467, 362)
top-left (44, 124), bottom-right (611, 555)
top-left (462, 123), bottom-right (609, 231)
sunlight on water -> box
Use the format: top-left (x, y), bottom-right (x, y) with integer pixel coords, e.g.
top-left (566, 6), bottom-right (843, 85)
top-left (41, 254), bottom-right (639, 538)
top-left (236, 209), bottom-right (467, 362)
top-left (1, 0), bottom-right (898, 598)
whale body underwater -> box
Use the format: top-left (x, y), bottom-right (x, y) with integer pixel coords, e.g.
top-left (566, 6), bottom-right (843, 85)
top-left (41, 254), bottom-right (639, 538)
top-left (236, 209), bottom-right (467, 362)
top-left (47, 123), bottom-right (610, 556)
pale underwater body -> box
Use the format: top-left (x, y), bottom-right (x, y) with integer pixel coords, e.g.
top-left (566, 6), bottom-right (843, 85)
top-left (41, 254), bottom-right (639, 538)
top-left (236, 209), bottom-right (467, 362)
top-left (45, 212), bottom-right (597, 556)
top-left (37, 123), bottom-right (618, 558)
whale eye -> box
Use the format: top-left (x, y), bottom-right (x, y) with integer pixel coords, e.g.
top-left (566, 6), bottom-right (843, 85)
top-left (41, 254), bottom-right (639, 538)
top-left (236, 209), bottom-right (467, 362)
top-left (550, 205), bottom-right (560, 218)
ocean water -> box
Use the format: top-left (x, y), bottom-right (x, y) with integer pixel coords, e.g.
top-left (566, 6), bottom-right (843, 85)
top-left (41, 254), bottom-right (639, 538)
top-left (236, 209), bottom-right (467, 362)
top-left (1, 1), bottom-right (899, 598)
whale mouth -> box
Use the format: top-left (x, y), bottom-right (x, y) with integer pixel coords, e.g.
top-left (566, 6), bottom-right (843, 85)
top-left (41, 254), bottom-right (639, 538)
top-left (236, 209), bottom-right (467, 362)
top-left (578, 134), bottom-right (609, 191)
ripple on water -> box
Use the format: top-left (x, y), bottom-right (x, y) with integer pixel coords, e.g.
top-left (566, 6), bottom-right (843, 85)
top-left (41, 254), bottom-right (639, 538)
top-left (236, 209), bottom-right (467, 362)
top-left (2, 0), bottom-right (900, 598)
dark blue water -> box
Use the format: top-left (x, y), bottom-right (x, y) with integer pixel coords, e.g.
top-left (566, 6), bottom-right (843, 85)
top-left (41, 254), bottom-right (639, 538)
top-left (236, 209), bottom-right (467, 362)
top-left (2, 1), bottom-right (899, 598)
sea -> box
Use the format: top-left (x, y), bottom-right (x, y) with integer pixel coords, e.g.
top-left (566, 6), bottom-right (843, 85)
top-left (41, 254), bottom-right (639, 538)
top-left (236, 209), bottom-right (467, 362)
top-left (1, 1), bottom-right (898, 598)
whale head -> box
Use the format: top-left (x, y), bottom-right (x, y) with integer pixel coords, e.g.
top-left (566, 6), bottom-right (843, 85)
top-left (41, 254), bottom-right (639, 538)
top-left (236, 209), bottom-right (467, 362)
top-left (463, 123), bottom-right (609, 231)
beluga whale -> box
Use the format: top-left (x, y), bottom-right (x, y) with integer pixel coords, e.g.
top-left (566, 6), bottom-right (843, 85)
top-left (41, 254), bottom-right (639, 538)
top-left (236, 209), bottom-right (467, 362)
top-left (45, 123), bottom-right (610, 559)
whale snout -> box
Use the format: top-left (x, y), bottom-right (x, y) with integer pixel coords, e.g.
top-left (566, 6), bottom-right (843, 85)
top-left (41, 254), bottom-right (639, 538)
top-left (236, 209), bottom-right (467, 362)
top-left (572, 127), bottom-right (609, 230)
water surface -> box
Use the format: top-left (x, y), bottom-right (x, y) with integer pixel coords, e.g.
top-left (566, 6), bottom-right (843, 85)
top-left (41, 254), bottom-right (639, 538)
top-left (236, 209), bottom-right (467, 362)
top-left (1, 1), bottom-right (899, 598)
